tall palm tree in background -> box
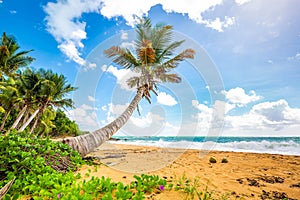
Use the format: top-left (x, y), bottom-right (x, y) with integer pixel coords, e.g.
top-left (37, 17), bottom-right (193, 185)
top-left (0, 33), bottom-right (34, 132)
top-left (0, 32), bottom-right (34, 78)
top-left (62, 18), bottom-right (195, 156)
top-left (10, 68), bottom-right (41, 130)
top-left (0, 78), bottom-right (23, 131)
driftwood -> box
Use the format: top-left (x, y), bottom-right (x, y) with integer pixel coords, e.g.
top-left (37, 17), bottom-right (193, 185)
top-left (0, 178), bottom-right (15, 199)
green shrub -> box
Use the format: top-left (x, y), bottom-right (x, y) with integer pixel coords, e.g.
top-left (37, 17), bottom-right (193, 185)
top-left (0, 131), bottom-right (169, 199)
top-left (209, 157), bottom-right (217, 163)
top-left (0, 131), bottom-right (84, 199)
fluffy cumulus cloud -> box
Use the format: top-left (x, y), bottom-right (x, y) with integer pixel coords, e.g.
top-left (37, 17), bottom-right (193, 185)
top-left (157, 92), bottom-right (178, 106)
top-left (222, 87), bottom-right (261, 106)
top-left (44, 0), bottom-right (102, 66)
top-left (129, 112), bottom-right (165, 128)
top-left (66, 104), bottom-right (99, 131)
top-left (44, 0), bottom-right (241, 66)
top-left (193, 90), bottom-right (300, 135)
top-left (227, 99), bottom-right (300, 131)
top-left (192, 99), bottom-right (234, 131)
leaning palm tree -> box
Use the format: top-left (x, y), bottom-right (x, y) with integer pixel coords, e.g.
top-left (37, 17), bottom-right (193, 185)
top-left (0, 32), bottom-right (34, 78)
top-left (62, 18), bottom-right (195, 156)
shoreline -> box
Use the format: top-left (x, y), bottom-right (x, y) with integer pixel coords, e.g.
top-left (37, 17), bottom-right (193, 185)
top-left (108, 141), bottom-right (300, 156)
top-left (78, 142), bottom-right (300, 199)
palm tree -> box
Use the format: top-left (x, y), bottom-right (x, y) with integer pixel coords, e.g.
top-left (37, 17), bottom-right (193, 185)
top-left (0, 78), bottom-right (23, 131)
top-left (0, 32), bottom-right (34, 78)
top-left (18, 69), bottom-right (76, 132)
top-left (10, 68), bottom-right (41, 130)
top-left (61, 18), bottom-right (195, 156)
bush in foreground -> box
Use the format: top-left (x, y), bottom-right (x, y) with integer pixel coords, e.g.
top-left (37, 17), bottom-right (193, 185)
top-left (0, 131), bottom-right (168, 199)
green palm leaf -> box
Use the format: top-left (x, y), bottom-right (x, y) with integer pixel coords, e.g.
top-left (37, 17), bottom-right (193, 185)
top-left (104, 46), bottom-right (140, 69)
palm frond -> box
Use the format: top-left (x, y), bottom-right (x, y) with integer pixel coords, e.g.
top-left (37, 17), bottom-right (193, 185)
top-left (156, 40), bottom-right (185, 62)
top-left (155, 73), bottom-right (182, 83)
top-left (104, 46), bottom-right (139, 69)
top-left (161, 49), bottom-right (195, 69)
top-left (127, 76), bottom-right (140, 88)
top-left (135, 17), bottom-right (152, 48)
top-left (151, 25), bottom-right (173, 53)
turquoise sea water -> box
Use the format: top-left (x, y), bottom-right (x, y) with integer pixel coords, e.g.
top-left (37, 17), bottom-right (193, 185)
top-left (111, 136), bottom-right (300, 155)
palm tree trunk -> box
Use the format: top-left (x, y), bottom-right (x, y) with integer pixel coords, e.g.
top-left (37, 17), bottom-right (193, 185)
top-left (30, 105), bottom-right (45, 134)
top-left (18, 108), bottom-right (40, 132)
top-left (22, 109), bottom-right (30, 128)
top-left (62, 86), bottom-right (146, 156)
top-left (0, 108), bottom-right (12, 132)
top-left (11, 104), bottom-right (27, 130)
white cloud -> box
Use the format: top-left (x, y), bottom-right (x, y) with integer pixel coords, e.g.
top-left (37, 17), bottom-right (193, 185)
top-left (288, 52), bottom-right (300, 61)
top-left (44, 0), bottom-right (238, 67)
top-left (10, 10), bottom-right (17, 14)
top-left (227, 99), bottom-right (300, 131)
top-left (44, 0), bottom-right (102, 66)
top-left (235, 0), bottom-right (251, 5)
top-left (66, 104), bottom-right (99, 131)
top-left (192, 83), bottom-right (300, 135)
top-left (102, 102), bottom-right (129, 124)
top-left (157, 92), bottom-right (177, 106)
top-left (192, 99), bottom-right (232, 131)
top-left (103, 65), bottom-right (139, 91)
top-left (0, 0), bottom-right (3, 4)
top-left (204, 16), bottom-right (235, 32)
top-left (159, 1), bottom-right (236, 32)
top-left (130, 112), bottom-right (155, 128)
top-left (222, 87), bottom-right (261, 106)
top-left (88, 95), bottom-right (96, 102)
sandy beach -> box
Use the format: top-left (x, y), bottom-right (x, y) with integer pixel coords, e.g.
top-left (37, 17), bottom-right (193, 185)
top-left (76, 142), bottom-right (300, 199)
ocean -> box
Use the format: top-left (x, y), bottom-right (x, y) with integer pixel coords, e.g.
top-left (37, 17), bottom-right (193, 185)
top-left (110, 136), bottom-right (300, 156)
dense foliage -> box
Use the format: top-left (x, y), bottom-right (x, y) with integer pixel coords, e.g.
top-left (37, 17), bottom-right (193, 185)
top-left (0, 132), bottom-right (168, 199)
top-left (48, 109), bottom-right (81, 137)
top-left (0, 131), bottom-right (83, 199)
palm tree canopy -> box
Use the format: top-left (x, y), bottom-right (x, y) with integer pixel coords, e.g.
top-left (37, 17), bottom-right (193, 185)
top-left (104, 17), bottom-right (195, 103)
top-left (0, 32), bottom-right (35, 78)
top-left (18, 68), bottom-right (76, 110)
top-left (37, 69), bottom-right (76, 109)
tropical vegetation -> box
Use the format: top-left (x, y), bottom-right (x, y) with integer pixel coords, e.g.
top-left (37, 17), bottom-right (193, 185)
top-left (62, 17), bottom-right (195, 156)
top-left (0, 32), bottom-right (80, 136)
top-left (0, 32), bottom-right (34, 78)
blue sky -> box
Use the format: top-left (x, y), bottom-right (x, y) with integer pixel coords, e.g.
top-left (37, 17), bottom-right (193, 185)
top-left (1, 0), bottom-right (299, 137)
